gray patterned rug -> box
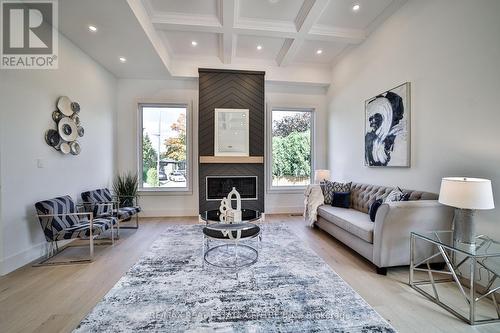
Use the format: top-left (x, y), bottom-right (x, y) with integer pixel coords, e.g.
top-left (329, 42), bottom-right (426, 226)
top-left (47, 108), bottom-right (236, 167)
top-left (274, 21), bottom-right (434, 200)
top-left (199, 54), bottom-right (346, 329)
top-left (75, 224), bottom-right (395, 332)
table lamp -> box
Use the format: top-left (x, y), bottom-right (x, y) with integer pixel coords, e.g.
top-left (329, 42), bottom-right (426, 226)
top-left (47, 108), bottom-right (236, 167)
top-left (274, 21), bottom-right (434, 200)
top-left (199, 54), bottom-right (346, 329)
top-left (439, 177), bottom-right (494, 244)
top-left (314, 170), bottom-right (330, 184)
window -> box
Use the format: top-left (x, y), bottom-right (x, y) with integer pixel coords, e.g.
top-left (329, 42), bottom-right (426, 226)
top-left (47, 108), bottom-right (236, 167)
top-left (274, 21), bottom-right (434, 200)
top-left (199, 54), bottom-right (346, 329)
top-left (268, 108), bottom-right (314, 190)
top-left (139, 103), bottom-right (190, 191)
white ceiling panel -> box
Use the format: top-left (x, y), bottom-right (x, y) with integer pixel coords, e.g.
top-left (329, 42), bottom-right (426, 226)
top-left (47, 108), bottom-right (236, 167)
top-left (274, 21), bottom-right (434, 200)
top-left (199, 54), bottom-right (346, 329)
top-left (295, 40), bottom-right (347, 64)
top-left (59, 0), bottom-right (169, 79)
top-left (236, 35), bottom-right (285, 60)
top-left (238, 0), bottom-right (304, 22)
top-left (317, 0), bottom-right (393, 30)
top-left (148, 0), bottom-right (219, 16)
top-left (162, 31), bottom-right (220, 57)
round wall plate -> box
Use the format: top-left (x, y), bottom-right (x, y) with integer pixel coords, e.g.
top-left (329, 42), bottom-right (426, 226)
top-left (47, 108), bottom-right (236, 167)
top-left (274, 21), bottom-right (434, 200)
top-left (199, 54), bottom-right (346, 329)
top-left (57, 96), bottom-right (73, 116)
top-left (45, 129), bottom-right (60, 147)
top-left (60, 142), bottom-right (70, 155)
top-left (58, 117), bottom-right (78, 142)
top-left (77, 126), bottom-right (84, 137)
top-left (71, 114), bottom-right (80, 125)
top-left (70, 141), bottom-right (81, 155)
top-left (71, 102), bottom-right (80, 113)
top-left (52, 110), bottom-right (63, 123)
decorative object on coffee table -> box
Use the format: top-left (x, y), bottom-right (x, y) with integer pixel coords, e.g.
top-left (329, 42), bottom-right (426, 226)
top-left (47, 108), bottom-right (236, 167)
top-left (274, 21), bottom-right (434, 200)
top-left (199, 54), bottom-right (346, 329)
top-left (439, 177), bottom-right (494, 245)
top-left (201, 209), bottom-right (262, 271)
top-left (218, 187), bottom-right (242, 223)
top-left (45, 96), bottom-right (83, 155)
top-left (365, 82), bottom-right (410, 167)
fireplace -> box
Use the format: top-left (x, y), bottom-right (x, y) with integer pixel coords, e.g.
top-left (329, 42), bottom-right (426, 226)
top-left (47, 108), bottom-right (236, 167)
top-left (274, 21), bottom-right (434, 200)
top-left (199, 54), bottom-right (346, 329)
top-left (206, 176), bottom-right (258, 201)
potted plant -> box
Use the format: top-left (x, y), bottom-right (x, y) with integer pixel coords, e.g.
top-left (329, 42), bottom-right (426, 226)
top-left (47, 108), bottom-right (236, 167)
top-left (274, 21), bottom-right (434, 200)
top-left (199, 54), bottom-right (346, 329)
top-left (113, 172), bottom-right (138, 208)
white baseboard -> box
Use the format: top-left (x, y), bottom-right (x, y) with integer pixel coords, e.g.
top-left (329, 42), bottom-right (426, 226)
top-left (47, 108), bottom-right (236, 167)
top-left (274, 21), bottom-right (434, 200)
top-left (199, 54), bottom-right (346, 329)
top-left (1, 242), bottom-right (46, 275)
top-left (0, 239), bottom-right (74, 276)
top-left (265, 206), bottom-right (303, 214)
top-left (139, 209), bottom-right (198, 218)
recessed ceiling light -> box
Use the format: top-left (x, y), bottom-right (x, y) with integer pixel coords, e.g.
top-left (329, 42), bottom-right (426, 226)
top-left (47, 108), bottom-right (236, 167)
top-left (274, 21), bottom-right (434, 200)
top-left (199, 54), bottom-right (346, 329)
top-left (316, 49), bottom-right (323, 55)
top-left (257, 45), bottom-right (262, 50)
top-left (119, 57), bottom-right (127, 63)
top-left (352, 4), bottom-right (360, 12)
top-left (88, 25), bottom-right (97, 32)
top-left (191, 41), bottom-right (198, 46)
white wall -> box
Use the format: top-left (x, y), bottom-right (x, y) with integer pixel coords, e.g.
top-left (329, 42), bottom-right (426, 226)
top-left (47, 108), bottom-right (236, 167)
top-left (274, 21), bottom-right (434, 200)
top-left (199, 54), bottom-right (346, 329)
top-left (327, 0), bottom-right (500, 235)
top-left (0, 34), bottom-right (117, 275)
top-left (116, 78), bottom-right (328, 216)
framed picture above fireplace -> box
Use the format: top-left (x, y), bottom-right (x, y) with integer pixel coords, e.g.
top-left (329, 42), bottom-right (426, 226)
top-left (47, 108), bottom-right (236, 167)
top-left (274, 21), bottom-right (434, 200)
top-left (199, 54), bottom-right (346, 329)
top-left (214, 108), bottom-right (249, 156)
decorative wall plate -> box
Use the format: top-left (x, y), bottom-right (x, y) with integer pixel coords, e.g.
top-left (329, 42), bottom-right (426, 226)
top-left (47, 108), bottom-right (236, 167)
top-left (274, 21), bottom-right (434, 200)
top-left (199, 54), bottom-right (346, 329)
top-left (70, 141), bottom-right (81, 155)
top-left (46, 96), bottom-right (84, 155)
top-left (57, 96), bottom-right (73, 116)
top-left (71, 102), bottom-right (80, 113)
top-left (58, 117), bottom-right (78, 142)
top-left (60, 142), bottom-right (71, 155)
top-left (45, 129), bottom-right (60, 147)
top-left (52, 110), bottom-right (63, 122)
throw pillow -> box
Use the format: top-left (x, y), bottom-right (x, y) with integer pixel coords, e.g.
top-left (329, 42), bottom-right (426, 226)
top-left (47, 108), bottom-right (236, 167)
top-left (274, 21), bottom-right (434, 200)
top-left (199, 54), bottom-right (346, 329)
top-left (322, 180), bottom-right (335, 204)
top-left (331, 191), bottom-right (351, 208)
top-left (369, 199), bottom-right (383, 222)
top-left (384, 187), bottom-right (404, 203)
top-left (323, 181), bottom-right (352, 205)
top-left (333, 181), bottom-right (352, 192)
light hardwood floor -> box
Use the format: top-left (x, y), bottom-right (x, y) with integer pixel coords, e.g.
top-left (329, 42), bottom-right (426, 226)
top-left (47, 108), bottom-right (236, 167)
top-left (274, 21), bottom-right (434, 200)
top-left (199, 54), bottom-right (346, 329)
top-left (0, 215), bottom-right (498, 333)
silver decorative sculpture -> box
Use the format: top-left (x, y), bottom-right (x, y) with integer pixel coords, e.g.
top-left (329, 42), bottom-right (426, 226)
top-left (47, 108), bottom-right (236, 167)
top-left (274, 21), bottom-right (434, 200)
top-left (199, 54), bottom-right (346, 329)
top-left (218, 187), bottom-right (243, 223)
top-left (45, 96), bottom-right (84, 155)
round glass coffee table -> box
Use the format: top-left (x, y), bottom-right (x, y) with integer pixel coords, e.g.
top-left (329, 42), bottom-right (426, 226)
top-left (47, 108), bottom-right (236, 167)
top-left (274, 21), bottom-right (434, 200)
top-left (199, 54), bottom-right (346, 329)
top-left (201, 209), bottom-right (261, 269)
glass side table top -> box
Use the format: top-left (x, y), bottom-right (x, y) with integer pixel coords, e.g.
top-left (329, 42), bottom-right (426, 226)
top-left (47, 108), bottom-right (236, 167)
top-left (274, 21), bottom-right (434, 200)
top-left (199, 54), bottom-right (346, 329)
top-left (200, 209), bottom-right (261, 224)
top-left (411, 230), bottom-right (500, 257)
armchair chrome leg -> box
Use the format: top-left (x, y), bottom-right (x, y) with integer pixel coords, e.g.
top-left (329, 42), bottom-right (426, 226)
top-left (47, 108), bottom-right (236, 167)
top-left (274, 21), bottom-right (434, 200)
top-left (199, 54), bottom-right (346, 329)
top-left (119, 215), bottom-right (139, 229)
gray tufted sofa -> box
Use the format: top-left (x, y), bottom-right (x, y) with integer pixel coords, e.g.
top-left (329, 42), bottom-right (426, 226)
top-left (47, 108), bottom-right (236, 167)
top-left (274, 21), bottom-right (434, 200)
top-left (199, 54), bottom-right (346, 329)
top-left (315, 182), bottom-right (454, 274)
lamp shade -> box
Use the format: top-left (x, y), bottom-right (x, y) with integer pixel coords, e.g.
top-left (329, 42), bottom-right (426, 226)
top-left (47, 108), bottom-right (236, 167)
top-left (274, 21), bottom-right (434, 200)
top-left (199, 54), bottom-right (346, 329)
top-left (439, 177), bottom-right (495, 210)
top-left (314, 169), bottom-right (330, 183)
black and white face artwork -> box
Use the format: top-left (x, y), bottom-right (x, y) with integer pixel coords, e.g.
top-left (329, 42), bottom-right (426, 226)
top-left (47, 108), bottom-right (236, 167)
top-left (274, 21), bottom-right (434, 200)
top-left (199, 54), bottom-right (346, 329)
top-left (364, 83), bottom-right (410, 167)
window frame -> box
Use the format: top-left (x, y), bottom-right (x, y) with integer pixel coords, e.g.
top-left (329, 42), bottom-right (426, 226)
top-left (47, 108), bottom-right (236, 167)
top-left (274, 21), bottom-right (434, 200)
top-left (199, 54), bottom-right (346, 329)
top-left (137, 101), bottom-right (193, 194)
top-left (266, 105), bottom-right (316, 193)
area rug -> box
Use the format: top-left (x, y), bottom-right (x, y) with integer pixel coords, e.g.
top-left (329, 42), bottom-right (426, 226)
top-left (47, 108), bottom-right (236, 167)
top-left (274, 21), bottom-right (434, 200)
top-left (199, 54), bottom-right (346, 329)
top-left (75, 224), bottom-right (395, 332)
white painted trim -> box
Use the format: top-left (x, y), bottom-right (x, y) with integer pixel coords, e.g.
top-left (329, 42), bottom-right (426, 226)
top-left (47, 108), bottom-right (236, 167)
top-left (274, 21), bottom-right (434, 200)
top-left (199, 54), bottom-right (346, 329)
top-left (0, 239), bottom-right (70, 276)
top-left (136, 100), bottom-right (193, 194)
top-left (265, 206), bottom-right (304, 214)
top-left (265, 104), bottom-right (316, 194)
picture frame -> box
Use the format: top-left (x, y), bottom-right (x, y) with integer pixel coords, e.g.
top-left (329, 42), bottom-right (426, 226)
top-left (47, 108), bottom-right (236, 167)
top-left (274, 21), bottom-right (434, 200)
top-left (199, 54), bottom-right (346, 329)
top-left (214, 108), bottom-right (249, 156)
top-left (364, 82), bottom-right (411, 167)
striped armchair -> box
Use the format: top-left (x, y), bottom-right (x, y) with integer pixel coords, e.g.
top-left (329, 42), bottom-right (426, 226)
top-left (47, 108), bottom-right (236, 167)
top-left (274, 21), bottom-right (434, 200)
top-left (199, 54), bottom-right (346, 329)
top-left (81, 188), bottom-right (141, 229)
top-left (35, 195), bottom-right (117, 265)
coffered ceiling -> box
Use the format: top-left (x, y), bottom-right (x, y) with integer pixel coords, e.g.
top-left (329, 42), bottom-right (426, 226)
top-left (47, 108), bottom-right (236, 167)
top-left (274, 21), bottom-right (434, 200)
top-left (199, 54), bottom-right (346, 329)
top-left (139, 0), bottom-right (405, 68)
top-left (58, 0), bottom-right (407, 85)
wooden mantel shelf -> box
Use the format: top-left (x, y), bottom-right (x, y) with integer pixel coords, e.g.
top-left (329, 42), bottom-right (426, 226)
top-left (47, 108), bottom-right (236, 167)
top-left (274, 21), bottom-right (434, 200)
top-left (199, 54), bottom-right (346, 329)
top-left (199, 156), bottom-right (264, 164)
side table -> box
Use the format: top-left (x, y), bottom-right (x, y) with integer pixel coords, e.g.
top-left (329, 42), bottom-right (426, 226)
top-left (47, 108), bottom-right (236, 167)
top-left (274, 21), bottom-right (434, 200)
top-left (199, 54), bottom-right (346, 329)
top-left (410, 230), bottom-right (500, 325)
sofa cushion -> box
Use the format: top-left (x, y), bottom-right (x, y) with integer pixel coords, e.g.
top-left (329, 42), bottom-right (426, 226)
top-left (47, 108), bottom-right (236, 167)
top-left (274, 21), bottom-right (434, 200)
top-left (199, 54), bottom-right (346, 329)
top-left (317, 205), bottom-right (374, 243)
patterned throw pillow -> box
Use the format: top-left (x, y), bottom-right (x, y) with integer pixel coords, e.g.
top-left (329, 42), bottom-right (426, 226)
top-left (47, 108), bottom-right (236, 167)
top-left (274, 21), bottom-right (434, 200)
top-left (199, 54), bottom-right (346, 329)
top-left (384, 187), bottom-right (410, 203)
top-left (323, 181), bottom-right (352, 204)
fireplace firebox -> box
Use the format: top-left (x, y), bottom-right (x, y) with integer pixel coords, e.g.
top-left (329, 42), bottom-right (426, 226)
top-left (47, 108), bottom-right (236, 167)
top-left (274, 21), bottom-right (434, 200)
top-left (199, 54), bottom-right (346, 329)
top-left (206, 176), bottom-right (257, 201)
